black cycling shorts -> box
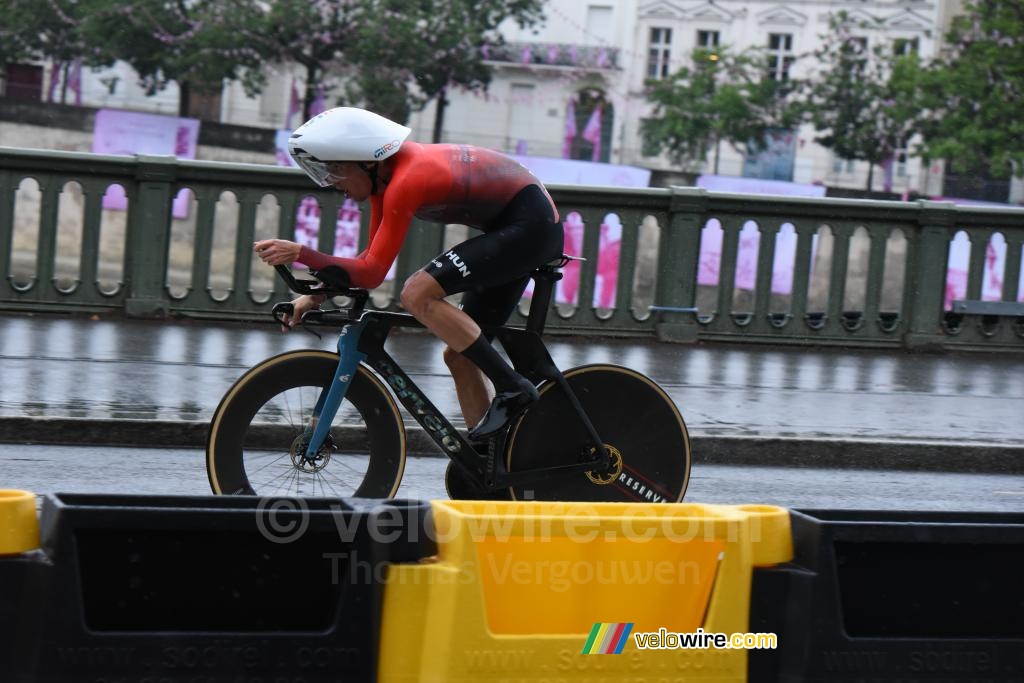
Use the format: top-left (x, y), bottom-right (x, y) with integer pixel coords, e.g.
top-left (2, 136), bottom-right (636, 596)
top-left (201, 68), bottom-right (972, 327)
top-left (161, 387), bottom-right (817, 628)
top-left (423, 184), bottom-right (563, 327)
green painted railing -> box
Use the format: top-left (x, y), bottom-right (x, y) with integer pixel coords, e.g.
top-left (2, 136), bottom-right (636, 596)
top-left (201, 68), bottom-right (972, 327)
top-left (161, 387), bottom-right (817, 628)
top-left (1, 146), bottom-right (1022, 350)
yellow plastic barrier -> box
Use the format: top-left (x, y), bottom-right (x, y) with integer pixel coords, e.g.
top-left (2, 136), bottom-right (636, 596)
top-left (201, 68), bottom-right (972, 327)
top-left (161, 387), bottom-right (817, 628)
top-left (0, 489), bottom-right (39, 555)
top-left (378, 501), bottom-right (792, 683)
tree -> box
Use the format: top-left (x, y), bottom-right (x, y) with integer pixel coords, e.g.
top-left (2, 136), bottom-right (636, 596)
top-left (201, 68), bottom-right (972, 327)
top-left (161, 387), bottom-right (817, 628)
top-left (0, 0), bottom-right (97, 102)
top-left (229, 0), bottom-right (364, 121)
top-left (78, 0), bottom-right (265, 117)
top-left (352, 0), bottom-right (544, 136)
top-left (641, 47), bottom-right (793, 173)
top-left (345, 66), bottom-right (423, 125)
top-left (914, 1), bottom-right (1024, 179)
top-left (0, 0), bottom-right (37, 82)
top-left (796, 12), bottom-right (921, 191)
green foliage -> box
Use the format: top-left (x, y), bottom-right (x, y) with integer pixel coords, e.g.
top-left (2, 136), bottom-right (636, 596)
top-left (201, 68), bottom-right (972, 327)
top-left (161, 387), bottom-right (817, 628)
top-left (76, 0), bottom-right (265, 97)
top-left (347, 0), bottom-right (544, 127)
top-left (795, 11), bottom-right (921, 186)
top-left (0, 0), bottom-right (541, 125)
top-left (345, 67), bottom-right (422, 124)
top-left (211, 0), bottom-right (542, 123)
top-left (232, 0), bottom-right (363, 114)
top-left (0, 0), bottom-right (35, 68)
top-left (409, 0), bottom-right (543, 99)
top-left (641, 47), bottom-right (794, 171)
top-left (1, 0), bottom-right (78, 65)
top-left (914, 1), bottom-right (1024, 178)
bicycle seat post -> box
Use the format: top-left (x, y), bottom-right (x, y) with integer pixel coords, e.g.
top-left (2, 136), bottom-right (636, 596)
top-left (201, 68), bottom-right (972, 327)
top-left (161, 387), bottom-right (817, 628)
top-left (526, 267), bottom-right (560, 334)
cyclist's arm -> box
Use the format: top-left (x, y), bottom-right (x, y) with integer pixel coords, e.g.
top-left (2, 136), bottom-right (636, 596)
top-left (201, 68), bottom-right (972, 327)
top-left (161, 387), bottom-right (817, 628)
top-left (297, 195), bottom-right (412, 289)
top-left (351, 195), bottom-right (383, 260)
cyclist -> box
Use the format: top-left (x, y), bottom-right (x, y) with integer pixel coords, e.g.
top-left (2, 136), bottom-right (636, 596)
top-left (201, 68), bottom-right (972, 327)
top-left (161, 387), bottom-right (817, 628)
top-left (254, 107), bottom-right (563, 441)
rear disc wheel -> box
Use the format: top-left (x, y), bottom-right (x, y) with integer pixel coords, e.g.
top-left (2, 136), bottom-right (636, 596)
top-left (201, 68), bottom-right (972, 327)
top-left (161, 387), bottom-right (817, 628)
top-left (504, 364), bottom-right (690, 502)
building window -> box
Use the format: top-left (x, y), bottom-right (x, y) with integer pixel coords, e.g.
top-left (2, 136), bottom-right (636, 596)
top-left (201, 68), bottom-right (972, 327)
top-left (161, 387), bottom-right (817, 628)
top-left (832, 155), bottom-right (855, 174)
top-left (768, 33), bottom-right (794, 81)
top-left (697, 30), bottom-right (720, 49)
top-left (3, 63), bottom-right (43, 101)
top-left (894, 137), bottom-right (909, 177)
top-left (647, 27), bottom-right (672, 79)
top-left (586, 5), bottom-right (613, 45)
top-left (896, 151), bottom-right (908, 177)
top-left (893, 37), bottom-right (919, 56)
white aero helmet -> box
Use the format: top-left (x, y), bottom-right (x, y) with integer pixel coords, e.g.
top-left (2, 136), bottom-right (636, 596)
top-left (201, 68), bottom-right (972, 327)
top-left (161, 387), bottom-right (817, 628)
top-left (288, 107), bottom-right (412, 187)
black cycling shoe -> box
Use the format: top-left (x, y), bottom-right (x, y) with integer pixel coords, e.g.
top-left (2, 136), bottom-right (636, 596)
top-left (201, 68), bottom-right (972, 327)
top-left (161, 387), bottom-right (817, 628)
top-left (468, 382), bottom-right (539, 441)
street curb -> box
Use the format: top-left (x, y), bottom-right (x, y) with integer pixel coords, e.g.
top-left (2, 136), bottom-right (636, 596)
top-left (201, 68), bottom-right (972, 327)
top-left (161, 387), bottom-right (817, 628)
top-left (2, 416), bottom-right (1021, 474)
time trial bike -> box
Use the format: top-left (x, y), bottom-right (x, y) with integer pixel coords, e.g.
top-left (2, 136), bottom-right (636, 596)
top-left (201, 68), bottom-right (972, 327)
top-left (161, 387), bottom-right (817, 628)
top-left (206, 258), bottom-right (691, 502)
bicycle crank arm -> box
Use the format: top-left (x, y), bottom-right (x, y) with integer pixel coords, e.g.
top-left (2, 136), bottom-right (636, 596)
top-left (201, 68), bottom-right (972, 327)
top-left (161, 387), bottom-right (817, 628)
top-left (489, 458), bottom-right (607, 490)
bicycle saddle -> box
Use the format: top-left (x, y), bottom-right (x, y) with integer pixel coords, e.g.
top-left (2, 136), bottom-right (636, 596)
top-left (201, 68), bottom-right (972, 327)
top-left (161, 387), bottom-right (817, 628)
top-left (534, 254), bottom-right (584, 275)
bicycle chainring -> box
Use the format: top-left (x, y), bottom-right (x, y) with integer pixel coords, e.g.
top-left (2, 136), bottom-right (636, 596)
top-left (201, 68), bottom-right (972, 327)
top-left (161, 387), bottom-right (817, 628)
top-left (585, 444), bottom-right (623, 485)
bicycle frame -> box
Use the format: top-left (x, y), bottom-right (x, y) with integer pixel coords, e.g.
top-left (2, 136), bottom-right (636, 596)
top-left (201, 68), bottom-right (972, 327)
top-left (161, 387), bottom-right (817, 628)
top-left (292, 267), bottom-right (611, 492)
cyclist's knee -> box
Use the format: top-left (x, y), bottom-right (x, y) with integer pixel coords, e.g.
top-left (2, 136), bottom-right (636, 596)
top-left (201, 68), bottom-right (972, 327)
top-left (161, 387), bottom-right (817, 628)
top-left (400, 274), bottom-right (432, 315)
top-left (401, 270), bottom-right (447, 316)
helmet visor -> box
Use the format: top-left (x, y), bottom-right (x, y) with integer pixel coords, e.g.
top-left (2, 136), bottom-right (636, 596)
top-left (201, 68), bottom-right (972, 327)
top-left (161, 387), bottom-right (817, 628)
top-left (294, 156), bottom-right (345, 188)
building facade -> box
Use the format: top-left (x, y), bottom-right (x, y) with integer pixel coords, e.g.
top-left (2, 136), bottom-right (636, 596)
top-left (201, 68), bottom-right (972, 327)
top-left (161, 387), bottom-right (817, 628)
top-left (407, 0), bottom-right (954, 196)
top-left (5, 0), bottom-right (1019, 200)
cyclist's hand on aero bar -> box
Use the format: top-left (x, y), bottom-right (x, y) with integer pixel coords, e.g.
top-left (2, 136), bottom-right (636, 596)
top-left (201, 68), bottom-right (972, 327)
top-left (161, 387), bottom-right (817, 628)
top-left (254, 239), bottom-right (301, 266)
top-left (280, 294), bottom-right (326, 332)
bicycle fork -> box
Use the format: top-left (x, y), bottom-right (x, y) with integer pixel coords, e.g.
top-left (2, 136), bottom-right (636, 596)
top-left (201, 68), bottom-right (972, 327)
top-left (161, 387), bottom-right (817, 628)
top-left (303, 320), bottom-right (366, 460)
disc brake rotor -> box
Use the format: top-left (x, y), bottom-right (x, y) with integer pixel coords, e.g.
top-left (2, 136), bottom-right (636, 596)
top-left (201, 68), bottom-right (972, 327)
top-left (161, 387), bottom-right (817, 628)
top-left (289, 435), bottom-right (332, 473)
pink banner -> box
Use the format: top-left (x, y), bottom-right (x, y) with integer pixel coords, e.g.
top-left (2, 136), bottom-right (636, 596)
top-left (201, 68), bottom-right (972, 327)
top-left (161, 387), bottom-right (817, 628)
top-left (292, 196), bottom-right (361, 262)
top-left (549, 211), bottom-right (621, 308)
top-left (595, 215), bottom-right (621, 308)
top-left (308, 85), bottom-right (326, 118)
top-left (581, 105), bottom-right (602, 162)
top-left (697, 220), bottom-right (808, 296)
top-left (47, 62), bottom-right (62, 102)
top-left (91, 109), bottom-right (200, 219)
top-left (286, 79), bottom-right (302, 129)
top-left (694, 177), bottom-right (825, 296)
top-left (562, 99), bottom-right (576, 159)
top-left (944, 232), bottom-right (1017, 309)
top-left (557, 212), bottom-right (585, 305)
top-left (68, 59), bottom-right (82, 106)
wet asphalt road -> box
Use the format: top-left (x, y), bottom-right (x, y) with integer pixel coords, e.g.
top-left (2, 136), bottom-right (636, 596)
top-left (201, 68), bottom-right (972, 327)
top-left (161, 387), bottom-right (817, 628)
top-left (1, 314), bottom-right (1022, 508)
top-left (3, 444), bottom-right (1022, 512)
top-left (1, 314), bottom-right (1022, 446)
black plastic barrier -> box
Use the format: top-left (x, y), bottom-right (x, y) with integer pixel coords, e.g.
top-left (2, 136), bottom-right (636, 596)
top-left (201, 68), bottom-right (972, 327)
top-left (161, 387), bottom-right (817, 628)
top-left (0, 493), bottom-right (435, 683)
top-left (748, 509), bottom-right (1024, 683)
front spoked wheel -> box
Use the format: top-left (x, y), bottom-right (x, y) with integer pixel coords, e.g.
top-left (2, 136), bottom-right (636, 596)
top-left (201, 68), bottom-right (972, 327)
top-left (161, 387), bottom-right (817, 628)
top-left (504, 364), bottom-right (691, 502)
top-left (207, 350), bottom-right (406, 498)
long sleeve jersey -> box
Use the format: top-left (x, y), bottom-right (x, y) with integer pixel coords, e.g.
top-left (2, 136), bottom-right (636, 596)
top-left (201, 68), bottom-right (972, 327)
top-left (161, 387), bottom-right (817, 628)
top-left (297, 142), bottom-right (558, 289)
